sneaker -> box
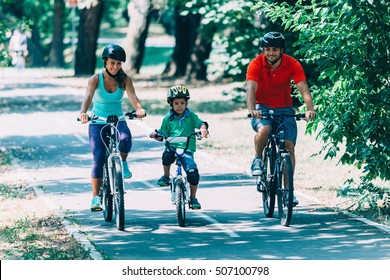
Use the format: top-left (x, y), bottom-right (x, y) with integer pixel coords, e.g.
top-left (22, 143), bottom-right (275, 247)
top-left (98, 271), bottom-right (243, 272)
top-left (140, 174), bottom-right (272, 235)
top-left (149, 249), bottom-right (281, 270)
top-left (189, 198), bottom-right (201, 210)
top-left (157, 175), bottom-right (170, 186)
top-left (293, 195), bottom-right (299, 207)
top-left (90, 196), bottom-right (102, 212)
top-left (122, 161), bottom-right (132, 179)
top-left (251, 157), bottom-right (264, 176)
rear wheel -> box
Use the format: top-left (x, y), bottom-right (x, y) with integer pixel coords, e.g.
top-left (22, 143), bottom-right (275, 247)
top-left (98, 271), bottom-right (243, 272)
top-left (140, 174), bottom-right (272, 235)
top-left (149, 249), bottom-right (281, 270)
top-left (112, 157), bottom-right (125, 230)
top-left (277, 154), bottom-right (294, 226)
top-left (102, 160), bottom-right (113, 222)
top-left (175, 179), bottom-right (186, 227)
top-left (262, 144), bottom-right (276, 217)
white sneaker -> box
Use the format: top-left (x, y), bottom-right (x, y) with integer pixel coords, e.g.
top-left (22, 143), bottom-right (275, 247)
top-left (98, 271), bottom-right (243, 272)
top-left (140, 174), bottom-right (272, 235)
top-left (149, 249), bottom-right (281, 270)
top-left (251, 157), bottom-right (264, 176)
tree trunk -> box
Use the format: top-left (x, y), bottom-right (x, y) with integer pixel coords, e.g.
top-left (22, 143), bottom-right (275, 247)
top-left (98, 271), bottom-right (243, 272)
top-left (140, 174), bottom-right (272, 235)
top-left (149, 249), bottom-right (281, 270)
top-left (74, 0), bottom-right (104, 76)
top-left (163, 7), bottom-right (199, 78)
top-left (48, 0), bottom-right (65, 68)
top-left (189, 24), bottom-right (215, 80)
top-left (123, 0), bottom-right (154, 75)
top-left (163, 6), bottom-right (212, 81)
top-left (29, 27), bottom-right (45, 67)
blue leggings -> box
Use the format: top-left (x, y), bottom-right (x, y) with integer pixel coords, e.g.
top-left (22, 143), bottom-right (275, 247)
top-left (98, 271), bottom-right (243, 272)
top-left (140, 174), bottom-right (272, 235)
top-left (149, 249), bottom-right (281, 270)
top-left (88, 121), bottom-right (132, 178)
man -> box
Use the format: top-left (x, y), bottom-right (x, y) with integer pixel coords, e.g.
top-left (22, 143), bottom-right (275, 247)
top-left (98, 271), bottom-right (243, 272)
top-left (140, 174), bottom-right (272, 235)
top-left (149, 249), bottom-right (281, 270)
top-left (246, 31), bottom-right (316, 205)
top-left (8, 29), bottom-right (28, 68)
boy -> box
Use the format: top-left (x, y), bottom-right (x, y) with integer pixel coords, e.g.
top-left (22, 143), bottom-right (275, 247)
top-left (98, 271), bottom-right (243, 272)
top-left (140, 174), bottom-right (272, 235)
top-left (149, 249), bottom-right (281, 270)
top-left (150, 86), bottom-right (209, 209)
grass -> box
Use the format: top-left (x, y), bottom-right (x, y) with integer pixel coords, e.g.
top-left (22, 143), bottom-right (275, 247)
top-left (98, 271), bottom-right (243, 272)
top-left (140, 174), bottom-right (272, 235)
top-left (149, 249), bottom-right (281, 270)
top-left (0, 215), bottom-right (92, 260)
top-left (0, 149), bottom-right (92, 260)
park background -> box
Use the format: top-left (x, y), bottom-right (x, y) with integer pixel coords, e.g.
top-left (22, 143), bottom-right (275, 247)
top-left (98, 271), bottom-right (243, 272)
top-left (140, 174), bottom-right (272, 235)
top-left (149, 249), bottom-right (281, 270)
top-left (0, 0), bottom-right (389, 259)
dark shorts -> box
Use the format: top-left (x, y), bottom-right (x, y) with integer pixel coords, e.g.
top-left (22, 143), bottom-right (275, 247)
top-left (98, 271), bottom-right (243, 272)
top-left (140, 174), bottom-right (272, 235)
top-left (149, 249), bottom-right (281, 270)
top-left (162, 149), bottom-right (198, 172)
top-left (250, 104), bottom-right (298, 145)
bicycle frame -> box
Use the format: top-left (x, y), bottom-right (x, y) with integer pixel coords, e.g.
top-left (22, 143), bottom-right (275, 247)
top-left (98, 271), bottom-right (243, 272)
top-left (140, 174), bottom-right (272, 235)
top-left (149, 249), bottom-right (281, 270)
top-left (250, 110), bottom-right (305, 226)
top-left (154, 131), bottom-right (202, 227)
top-left (78, 111), bottom-right (139, 231)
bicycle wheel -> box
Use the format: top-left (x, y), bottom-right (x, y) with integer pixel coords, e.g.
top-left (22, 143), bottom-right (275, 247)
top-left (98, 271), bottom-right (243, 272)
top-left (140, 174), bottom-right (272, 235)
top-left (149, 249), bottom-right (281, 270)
top-left (112, 157), bottom-right (125, 230)
top-left (277, 154), bottom-right (294, 226)
top-left (102, 160), bottom-right (113, 222)
top-left (175, 179), bottom-right (186, 227)
top-left (262, 144), bottom-right (276, 217)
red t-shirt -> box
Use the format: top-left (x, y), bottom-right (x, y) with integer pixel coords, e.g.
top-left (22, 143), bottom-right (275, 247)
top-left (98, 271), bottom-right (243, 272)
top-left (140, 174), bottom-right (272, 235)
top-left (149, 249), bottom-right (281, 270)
top-left (246, 54), bottom-right (306, 108)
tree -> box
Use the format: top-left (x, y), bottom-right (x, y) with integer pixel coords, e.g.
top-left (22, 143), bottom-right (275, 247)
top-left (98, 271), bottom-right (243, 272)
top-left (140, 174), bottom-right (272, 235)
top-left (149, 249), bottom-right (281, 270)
top-left (0, 0), bottom-right (53, 67)
top-left (48, 0), bottom-right (66, 68)
top-left (254, 0), bottom-right (390, 209)
top-left (123, 0), bottom-right (155, 74)
top-left (163, 1), bottom-right (215, 80)
top-left (74, 0), bottom-right (104, 76)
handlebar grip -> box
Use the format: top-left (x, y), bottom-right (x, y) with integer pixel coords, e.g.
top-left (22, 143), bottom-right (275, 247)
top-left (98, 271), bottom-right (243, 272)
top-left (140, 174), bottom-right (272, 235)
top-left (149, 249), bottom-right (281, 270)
top-left (125, 111), bottom-right (147, 119)
top-left (77, 117), bottom-right (90, 121)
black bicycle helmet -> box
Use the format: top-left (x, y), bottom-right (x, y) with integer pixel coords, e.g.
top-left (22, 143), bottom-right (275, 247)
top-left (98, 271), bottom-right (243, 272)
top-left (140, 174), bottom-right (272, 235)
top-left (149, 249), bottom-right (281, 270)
top-left (102, 44), bottom-right (126, 62)
top-left (261, 32), bottom-right (285, 49)
top-left (167, 85), bottom-right (190, 104)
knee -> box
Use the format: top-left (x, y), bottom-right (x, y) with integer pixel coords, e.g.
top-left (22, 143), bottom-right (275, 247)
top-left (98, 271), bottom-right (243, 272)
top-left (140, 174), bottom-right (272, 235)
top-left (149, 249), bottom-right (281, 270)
top-left (256, 125), bottom-right (271, 141)
top-left (187, 168), bottom-right (200, 185)
top-left (285, 141), bottom-right (295, 154)
top-left (162, 150), bottom-right (175, 166)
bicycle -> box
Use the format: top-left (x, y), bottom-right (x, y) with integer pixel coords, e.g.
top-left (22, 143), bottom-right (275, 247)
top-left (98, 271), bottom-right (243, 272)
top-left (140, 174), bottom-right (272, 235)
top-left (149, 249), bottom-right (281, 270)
top-left (153, 131), bottom-right (203, 227)
top-left (78, 111), bottom-right (139, 231)
top-left (12, 50), bottom-right (26, 70)
top-left (249, 110), bottom-right (305, 226)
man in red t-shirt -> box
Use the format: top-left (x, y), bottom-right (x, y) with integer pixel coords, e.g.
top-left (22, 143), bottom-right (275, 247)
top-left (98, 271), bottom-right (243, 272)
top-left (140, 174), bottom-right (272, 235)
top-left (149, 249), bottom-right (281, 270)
top-left (246, 32), bottom-right (316, 205)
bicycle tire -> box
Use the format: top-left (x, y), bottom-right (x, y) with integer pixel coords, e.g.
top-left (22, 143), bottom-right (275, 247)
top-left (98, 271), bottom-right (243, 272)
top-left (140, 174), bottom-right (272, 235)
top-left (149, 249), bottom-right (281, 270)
top-left (262, 144), bottom-right (276, 217)
top-left (277, 154), bottom-right (294, 226)
top-left (102, 160), bottom-right (113, 222)
top-left (112, 157), bottom-right (125, 230)
top-left (175, 179), bottom-right (186, 227)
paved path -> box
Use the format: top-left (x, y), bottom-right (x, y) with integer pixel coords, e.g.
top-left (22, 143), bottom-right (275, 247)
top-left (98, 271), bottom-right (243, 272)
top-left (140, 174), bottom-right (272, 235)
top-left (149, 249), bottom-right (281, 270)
top-left (1, 69), bottom-right (389, 264)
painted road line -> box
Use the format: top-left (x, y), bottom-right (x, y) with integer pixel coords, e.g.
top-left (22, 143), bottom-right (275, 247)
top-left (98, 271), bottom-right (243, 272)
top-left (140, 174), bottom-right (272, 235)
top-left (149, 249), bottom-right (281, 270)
top-left (73, 132), bottom-right (89, 144)
top-left (194, 211), bottom-right (241, 238)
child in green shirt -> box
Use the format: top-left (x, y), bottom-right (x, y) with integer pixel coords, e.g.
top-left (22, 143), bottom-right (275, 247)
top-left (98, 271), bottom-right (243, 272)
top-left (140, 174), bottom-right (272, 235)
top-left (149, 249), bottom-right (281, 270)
top-left (150, 86), bottom-right (209, 209)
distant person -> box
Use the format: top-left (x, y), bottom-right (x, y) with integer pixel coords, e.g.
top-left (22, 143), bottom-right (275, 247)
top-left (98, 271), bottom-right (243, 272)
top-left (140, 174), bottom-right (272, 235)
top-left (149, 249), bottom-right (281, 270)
top-left (8, 29), bottom-right (28, 69)
top-left (150, 86), bottom-right (209, 210)
top-left (79, 44), bottom-right (146, 211)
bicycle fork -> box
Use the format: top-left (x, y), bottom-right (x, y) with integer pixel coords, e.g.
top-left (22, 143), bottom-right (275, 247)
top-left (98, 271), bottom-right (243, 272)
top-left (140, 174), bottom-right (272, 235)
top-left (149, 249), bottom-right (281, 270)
top-left (107, 153), bottom-right (120, 195)
top-left (171, 164), bottom-right (189, 204)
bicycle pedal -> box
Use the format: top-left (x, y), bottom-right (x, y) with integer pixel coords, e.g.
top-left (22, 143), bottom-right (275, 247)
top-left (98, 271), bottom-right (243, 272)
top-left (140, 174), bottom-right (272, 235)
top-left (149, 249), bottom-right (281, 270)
top-left (257, 185), bottom-right (265, 192)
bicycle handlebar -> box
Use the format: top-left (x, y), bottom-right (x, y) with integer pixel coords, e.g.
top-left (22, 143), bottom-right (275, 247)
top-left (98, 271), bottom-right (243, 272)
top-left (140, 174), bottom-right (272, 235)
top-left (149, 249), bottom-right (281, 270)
top-left (153, 131), bottom-right (202, 156)
top-left (77, 111), bottom-right (145, 122)
top-left (247, 111), bottom-right (306, 120)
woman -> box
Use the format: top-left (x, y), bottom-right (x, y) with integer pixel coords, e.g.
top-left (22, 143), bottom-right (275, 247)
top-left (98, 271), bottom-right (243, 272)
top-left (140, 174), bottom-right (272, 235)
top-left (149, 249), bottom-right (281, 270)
top-left (79, 44), bottom-right (146, 211)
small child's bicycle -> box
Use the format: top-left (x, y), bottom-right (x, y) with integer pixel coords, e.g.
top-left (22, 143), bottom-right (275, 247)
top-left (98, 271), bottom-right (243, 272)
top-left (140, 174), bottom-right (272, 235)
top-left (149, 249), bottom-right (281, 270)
top-left (153, 131), bottom-right (203, 227)
top-left (78, 111), bottom-right (140, 231)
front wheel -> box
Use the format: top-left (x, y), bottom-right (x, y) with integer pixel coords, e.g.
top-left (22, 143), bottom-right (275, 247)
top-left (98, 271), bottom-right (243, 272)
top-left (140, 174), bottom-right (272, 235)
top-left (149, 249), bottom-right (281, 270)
top-left (175, 179), bottom-right (186, 227)
top-left (277, 154), bottom-right (294, 226)
top-left (112, 157), bottom-right (125, 230)
top-left (262, 145), bottom-right (276, 217)
top-left (102, 160), bottom-right (113, 222)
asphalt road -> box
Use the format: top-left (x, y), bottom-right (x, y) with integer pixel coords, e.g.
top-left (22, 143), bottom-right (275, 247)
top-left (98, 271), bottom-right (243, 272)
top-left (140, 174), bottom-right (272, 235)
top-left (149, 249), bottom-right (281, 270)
top-left (1, 68), bottom-right (390, 262)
